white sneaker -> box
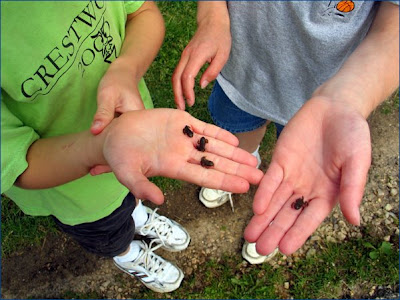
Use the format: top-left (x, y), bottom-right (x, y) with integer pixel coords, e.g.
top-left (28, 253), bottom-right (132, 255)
top-left (114, 240), bottom-right (184, 293)
top-left (242, 241), bottom-right (279, 264)
top-left (198, 148), bottom-right (262, 212)
top-left (199, 187), bottom-right (234, 211)
top-left (136, 207), bottom-right (190, 252)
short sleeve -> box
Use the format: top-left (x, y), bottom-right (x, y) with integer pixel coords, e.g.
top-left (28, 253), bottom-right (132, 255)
top-left (124, 1), bottom-right (145, 15)
top-left (1, 94), bottom-right (39, 193)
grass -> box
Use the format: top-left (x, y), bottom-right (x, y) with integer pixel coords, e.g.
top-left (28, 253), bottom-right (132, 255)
top-left (136, 236), bottom-right (398, 299)
top-left (379, 89), bottom-right (399, 115)
top-left (1, 195), bottom-right (58, 256)
top-left (288, 238), bottom-right (399, 299)
top-left (2, 1), bottom-right (399, 299)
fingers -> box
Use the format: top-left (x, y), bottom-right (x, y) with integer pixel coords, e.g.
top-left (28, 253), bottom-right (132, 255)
top-left (172, 54), bottom-right (190, 110)
top-left (188, 150), bottom-right (263, 185)
top-left (278, 196), bottom-right (336, 255)
top-left (246, 195), bottom-right (335, 256)
top-left (92, 87), bottom-right (145, 135)
top-left (91, 99), bottom-right (116, 135)
top-left (244, 184), bottom-right (294, 242)
top-left (172, 47), bottom-right (217, 109)
top-left (180, 54), bottom-right (207, 107)
top-left (114, 169), bottom-right (165, 205)
top-left (175, 160), bottom-right (252, 194)
top-left (252, 162), bottom-right (285, 214)
top-left (244, 213), bottom-right (275, 243)
top-left (338, 156), bottom-right (371, 226)
top-left (190, 134), bottom-right (258, 167)
top-left (89, 165), bottom-right (112, 176)
top-left (248, 195), bottom-right (305, 255)
top-left (199, 50), bottom-right (229, 89)
top-left (189, 119), bottom-right (239, 147)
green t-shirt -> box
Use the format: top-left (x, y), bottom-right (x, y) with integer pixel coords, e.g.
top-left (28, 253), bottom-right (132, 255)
top-left (1, 1), bottom-right (153, 225)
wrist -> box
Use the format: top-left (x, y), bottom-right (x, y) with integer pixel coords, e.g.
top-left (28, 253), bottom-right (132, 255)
top-left (197, 2), bottom-right (230, 29)
top-left (312, 82), bottom-right (373, 119)
top-left (85, 127), bottom-right (109, 168)
top-left (109, 56), bottom-right (141, 83)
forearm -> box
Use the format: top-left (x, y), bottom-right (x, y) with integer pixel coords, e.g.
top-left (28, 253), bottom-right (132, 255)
top-left (197, 0), bottom-right (229, 28)
top-left (112, 1), bottom-right (165, 83)
top-left (15, 130), bottom-right (106, 189)
top-left (313, 2), bottom-right (399, 118)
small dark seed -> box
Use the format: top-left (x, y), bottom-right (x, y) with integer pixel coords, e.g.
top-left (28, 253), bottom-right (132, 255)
top-left (183, 125), bottom-right (193, 137)
top-left (196, 137), bottom-right (208, 152)
top-left (292, 196), bottom-right (306, 210)
top-left (200, 156), bottom-right (214, 168)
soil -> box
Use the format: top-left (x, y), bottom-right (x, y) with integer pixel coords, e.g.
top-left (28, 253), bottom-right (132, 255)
top-left (1, 103), bottom-right (399, 299)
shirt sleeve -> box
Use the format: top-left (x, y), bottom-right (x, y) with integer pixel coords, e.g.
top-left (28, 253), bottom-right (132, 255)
top-left (1, 94), bottom-right (39, 193)
top-left (124, 1), bottom-right (145, 15)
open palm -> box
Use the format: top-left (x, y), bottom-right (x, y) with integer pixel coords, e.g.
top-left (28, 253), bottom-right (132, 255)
top-left (97, 108), bottom-right (263, 205)
top-left (244, 97), bottom-right (372, 255)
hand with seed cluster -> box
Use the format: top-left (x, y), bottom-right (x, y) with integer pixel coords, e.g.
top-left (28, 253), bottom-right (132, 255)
top-left (91, 108), bottom-right (264, 205)
top-left (244, 98), bottom-right (372, 255)
top-left (244, 1), bottom-right (398, 256)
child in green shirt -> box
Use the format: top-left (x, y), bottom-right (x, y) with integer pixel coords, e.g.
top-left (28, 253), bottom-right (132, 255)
top-left (1, 1), bottom-right (262, 293)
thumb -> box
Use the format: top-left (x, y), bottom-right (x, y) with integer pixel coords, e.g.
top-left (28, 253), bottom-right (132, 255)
top-left (91, 101), bottom-right (116, 135)
top-left (116, 170), bottom-right (165, 205)
top-left (339, 155), bottom-right (371, 226)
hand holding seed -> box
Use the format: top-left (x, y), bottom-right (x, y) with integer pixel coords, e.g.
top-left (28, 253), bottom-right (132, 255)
top-left (90, 109), bottom-right (263, 205)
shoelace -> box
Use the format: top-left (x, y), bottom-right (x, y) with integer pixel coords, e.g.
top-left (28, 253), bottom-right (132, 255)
top-left (136, 240), bottom-right (167, 280)
top-left (216, 190), bottom-right (235, 212)
top-left (138, 209), bottom-right (173, 247)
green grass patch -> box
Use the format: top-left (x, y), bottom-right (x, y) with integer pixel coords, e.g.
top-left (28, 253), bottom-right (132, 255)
top-left (134, 235), bottom-right (399, 299)
top-left (140, 255), bottom-right (286, 299)
top-left (1, 195), bottom-right (58, 256)
top-left (379, 89), bottom-right (399, 115)
top-left (136, 236), bottom-right (398, 299)
top-left (289, 238), bottom-right (399, 299)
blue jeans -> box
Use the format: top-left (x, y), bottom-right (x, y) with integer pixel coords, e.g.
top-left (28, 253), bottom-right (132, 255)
top-left (208, 81), bottom-right (284, 139)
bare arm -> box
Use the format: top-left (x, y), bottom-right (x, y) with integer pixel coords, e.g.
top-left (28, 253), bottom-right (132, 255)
top-left (91, 1), bottom-right (165, 134)
top-left (116, 1), bottom-right (165, 84)
top-left (15, 109), bottom-right (264, 205)
top-left (15, 130), bottom-right (105, 189)
top-left (313, 1), bottom-right (399, 117)
top-left (246, 2), bottom-right (399, 255)
top-left (172, 0), bottom-right (231, 109)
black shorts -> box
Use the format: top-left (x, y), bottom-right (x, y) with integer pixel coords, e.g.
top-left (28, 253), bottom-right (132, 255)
top-left (53, 193), bottom-right (136, 257)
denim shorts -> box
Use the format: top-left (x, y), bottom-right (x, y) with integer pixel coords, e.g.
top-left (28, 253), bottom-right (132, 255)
top-left (208, 81), bottom-right (284, 137)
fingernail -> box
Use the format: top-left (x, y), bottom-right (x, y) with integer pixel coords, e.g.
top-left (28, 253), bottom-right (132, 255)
top-left (200, 80), bottom-right (209, 89)
top-left (92, 120), bottom-right (102, 129)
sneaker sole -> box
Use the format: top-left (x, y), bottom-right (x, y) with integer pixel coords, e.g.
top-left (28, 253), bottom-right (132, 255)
top-left (242, 245), bottom-right (279, 265)
top-left (199, 187), bottom-right (230, 208)
top-left (114, 261), bottom-right (184, 293)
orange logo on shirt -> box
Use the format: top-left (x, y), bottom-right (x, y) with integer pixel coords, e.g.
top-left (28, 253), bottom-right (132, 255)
top-left (323, 1), bottom-right (355, 17)
top-left (336, 1), bottom-right (355, 13)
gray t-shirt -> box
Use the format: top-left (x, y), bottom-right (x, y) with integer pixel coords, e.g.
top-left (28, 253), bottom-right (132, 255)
top-left (217, 1), bottom-right (383, 125)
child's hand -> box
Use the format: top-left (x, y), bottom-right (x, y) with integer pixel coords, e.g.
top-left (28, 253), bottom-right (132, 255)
top-left (172, 16), bottom-right (231, 110)
top-left (244, 97), bottom-right (371, 256)
top-left (94, 108), bottom-right (264, 205)
top-left (91, 60), bottom-right (145, 135)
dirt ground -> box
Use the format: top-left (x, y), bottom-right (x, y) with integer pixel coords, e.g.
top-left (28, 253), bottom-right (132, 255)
top-left (1, 104), bottom-right (399, 299)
